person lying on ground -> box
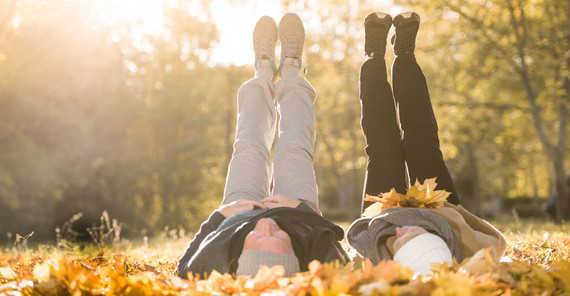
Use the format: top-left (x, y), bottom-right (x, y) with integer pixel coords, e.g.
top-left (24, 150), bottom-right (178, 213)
top-left (347, 11), bottom-right (506, 275)
top-left (175, 13), bottom-right (349, 279)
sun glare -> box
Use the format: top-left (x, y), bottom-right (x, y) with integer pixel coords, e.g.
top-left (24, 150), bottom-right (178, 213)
top-left (88, 0), bottom-right (399, 66)
top-left (93, 0), bottom-right (167, 35)
top-left (89, 0), bottom-right (280, 65)
top-left (207, 0), bottom-right (282, 66)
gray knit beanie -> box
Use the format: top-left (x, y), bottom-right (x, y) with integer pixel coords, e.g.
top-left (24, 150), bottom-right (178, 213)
top-left (236, 249), bottom-right (300, 277)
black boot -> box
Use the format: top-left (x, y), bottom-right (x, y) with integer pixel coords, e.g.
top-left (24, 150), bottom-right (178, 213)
top-left (392, 12), bottom-right (420, 55)
top-left (364, 12), bottom-right (392, 59)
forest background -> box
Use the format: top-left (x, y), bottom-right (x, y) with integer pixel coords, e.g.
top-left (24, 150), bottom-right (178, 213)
top-left (0, 0), bottom-right (568, 243)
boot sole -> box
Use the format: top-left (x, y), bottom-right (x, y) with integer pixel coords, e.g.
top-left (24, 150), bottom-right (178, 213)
top-left (393, 12), bottom-right (420, 28)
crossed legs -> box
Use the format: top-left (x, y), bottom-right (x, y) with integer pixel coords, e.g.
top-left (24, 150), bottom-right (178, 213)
top-left (222, 72), bottom-right (319, 212)
top-left (360, 43), bottom-right (460, 212)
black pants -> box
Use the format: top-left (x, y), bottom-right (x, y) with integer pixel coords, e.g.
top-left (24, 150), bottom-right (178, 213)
top-left (360, 54), bottom-right (460, 212)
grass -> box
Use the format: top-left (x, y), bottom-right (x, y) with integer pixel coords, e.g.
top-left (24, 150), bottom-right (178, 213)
top-left (0, 216), bottom-right (569, 295)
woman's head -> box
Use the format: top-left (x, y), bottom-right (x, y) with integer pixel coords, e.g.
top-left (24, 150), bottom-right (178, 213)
top-left (392, 225), bottom-right (453, 275)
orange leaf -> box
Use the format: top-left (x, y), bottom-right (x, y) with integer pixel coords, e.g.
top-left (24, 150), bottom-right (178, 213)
top-left (0, 267), bottom-right (17, 282)
top-left (364, 194), bottom-right (383, 203)
top-left (309, 260), bottom-right (322, 277)
top-left (32, 260), bottom-right (51, 282)
top-left (245, 265), bottom-right (284, 291)
top-left (364, 178), bottom-right (451, 217)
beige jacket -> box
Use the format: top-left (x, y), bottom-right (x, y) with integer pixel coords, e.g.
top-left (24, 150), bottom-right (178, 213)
top-left (349, 202), bottom-right (507, 264)
top-left (426, 202), bottom-right (507, 260)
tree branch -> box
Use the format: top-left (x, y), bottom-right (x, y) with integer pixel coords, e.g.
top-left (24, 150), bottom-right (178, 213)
top-left (506, 1), bottom-right (555, 157)
top-left (433, 100), bottom-right (528, 111)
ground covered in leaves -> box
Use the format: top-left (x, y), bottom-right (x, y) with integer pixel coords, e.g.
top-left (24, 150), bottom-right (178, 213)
top-left (1, 218), bottom-right (569, 295)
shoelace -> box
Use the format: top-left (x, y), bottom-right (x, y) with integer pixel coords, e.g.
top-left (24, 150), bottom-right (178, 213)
top-left (256, 37), bottom-right (272, 59)
top-left (282, 35), bottom-right (299, 58)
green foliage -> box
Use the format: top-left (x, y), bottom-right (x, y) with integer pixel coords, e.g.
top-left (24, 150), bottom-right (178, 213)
top-left (0, 0), bottom-right (246, 240)
top-left (1, 0), bottom-right (569, 241)
top-left (393, 0), bottom-right (569, 216)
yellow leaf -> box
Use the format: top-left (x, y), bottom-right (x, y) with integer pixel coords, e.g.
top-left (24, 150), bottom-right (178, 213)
top-left (527, 268), bottom-right (554, 290)
top-left (364, 194), bottom-right (383, 203)
top-left (431, 190), bottom-right (451, 203)
top-left (33, 261), bottom-right (51, 282)
top-left (432, 272), bottom-right (473, 296)
top-left (362, 202), bottom-right (384, 217)
top-left (0, 267), bottom-right (16, 281)
top-left (245, 265), bottom-right (284, 291)
top-left (33, 280), bottom-right (59, 295)
top-left (504, 261), bottom-right (532, 275)
top-left (364, 178), bottom-right (451, 215)
top-left (460, 248), bottom-right (496, 275)
top-left (551, 259), bottom-right (570, 291)
top-left (406, 179), bottom-right (428, 202)
top-left (358, 281), bottom-right (390, 295)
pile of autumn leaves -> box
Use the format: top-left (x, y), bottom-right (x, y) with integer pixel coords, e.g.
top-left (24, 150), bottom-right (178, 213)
top-left (1, 179), bottom-right (569, 295)
top-left (0, 248), bottom-right (569, 295)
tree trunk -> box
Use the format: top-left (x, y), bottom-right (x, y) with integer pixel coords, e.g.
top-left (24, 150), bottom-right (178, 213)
top-left (553, 159), bottom-right (568, 222)
top-left (506, 1), bottom-right (569, 222)
top-left (466, 144), bottom-right (481, 214)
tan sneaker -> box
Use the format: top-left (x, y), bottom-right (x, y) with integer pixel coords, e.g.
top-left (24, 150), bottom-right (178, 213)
top-left (253, 16), bottom-right (277, 74)
top-left (278, 13), bottom-right (305, 70)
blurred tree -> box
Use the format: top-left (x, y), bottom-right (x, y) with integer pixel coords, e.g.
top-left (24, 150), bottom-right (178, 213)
top-left (2, 0), bottom-right (568, 244)
top-left (401, 0), bottom-right (569, 220)
top-left (0, 0), bottom-right (250, 241)
top-left (0, 0), bottom-right (134, 240)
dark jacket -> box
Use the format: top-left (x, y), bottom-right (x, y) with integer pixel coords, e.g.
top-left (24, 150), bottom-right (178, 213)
top-left (176, 202), bottom-right (349, 278)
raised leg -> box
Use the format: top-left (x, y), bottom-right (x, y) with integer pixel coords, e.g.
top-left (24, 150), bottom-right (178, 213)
top-left (272, 74), bottom-right (320, 213)
top-left (222, 77), bottom-right (276, 205)
top-left (392, 54), bottom-right (460, 205)
top-left (360, 58), bottom-right (407, 212)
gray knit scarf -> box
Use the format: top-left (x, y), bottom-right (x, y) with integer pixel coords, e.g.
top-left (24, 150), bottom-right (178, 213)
top-left (347, 207), bottom-right (462, 264)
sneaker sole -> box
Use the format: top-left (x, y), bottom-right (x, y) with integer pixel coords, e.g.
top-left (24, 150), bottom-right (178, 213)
top-left (364, 12), bottom-right (392, 27)
top-left (393, 12), bottom-right (420, 28)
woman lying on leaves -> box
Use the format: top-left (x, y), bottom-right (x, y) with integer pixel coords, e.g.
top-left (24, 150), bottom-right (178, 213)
top-left (175, 13), bottom-right (348, 279)
top-left (347, 11), bottom-right (506, 275)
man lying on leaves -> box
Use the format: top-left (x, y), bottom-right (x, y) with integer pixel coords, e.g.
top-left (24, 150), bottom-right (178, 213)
top-left (176, 13), bottom-right (348, 279)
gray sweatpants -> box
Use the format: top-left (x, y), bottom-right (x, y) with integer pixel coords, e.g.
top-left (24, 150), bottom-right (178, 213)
top-left (221, 73), bottom-right (319, 213)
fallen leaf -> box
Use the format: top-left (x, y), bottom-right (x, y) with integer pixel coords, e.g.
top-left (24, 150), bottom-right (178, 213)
top-left (362, 202), bottom-right (384, 217)
top-left (551, 259), bottom-right (570, 291)
top-left (245, 265), bottom-right (284, 291)
top-left (363, 178), bottom-right (451, 216)
top-left (0, 267), bottom-right (16, 282)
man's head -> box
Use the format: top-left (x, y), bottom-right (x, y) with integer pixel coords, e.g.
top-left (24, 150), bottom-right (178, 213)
top-left (243, 218), bottom-right (294, 253)
top-left (236, 218), bottom-right (300, 276)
